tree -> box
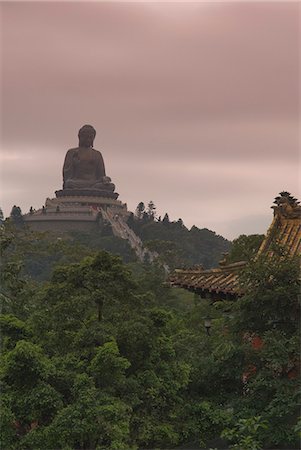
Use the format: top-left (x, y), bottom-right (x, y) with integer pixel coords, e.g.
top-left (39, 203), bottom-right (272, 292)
top-left (145, 239), bottom-right (185, 271)
top-left (223, 247), bottom-right (301, 448)
top-left (2, 340), bottom-right (52, 389)
top-left (0, 207), bottom-right (4, 224)
top-left (135, 202), bottom-right (145, 220)
top-left (20, 374), bottom-right (133, 450)
top-left (176, 218), bottom-right (185, 228)
top-left (146, 201), bottom-right (156, 220)
top-left (0, 314), bottom-right (30, 351)
top-left (10, 205), bottom-right (24, 227)
top-left (0, 225), bottom-right (34, 317)
top-left (162, 213), bottom-right (170, 224)
top-left (30, 251), bottom-right (137, 355)
top-left (2, 207), bottom-right (298, 450)
top-left (89, 339), bottom-right (130, 390)
top-left (235, 244), bottom-right (300, 335)
top-left (227, 234), bottom-right (265, 263)
top-left (1, 339), bottom-right (62, 442)
top-left (222, 416), bottom-right (268, 450)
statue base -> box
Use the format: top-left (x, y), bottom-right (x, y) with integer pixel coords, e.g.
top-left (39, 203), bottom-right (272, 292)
top-left (23, 191), bottom-right (128, 233)
top-left (55, 189), bottom-right (119, 200)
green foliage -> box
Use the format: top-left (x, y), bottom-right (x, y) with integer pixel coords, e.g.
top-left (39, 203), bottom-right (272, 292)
top-left (10, 205), bottom-right (24, 227)
top-left (0, 222), bottom-right (92, 283)
top-left (144, 239), bottom-right (186, 270)
top-left (2, 340), bottom-right (52, 388)
top-left (11, 381), bottom-right (63, 426)
top-left (235, 245), bottom-right (300, 334)
top-left (89, 340), bottom-right (131, 389)
top-left (222, 416), bottom-right (268, 450)
top-left (227, 234), bottom-right (265, 263)
top-left (0, 315), bottom-right (30, 351)
top-left (0, 223), bottom-right (299, 449)
top-left (69, 231), bottom-right (137, 264)
top-left (224, 248), bottom-right (301, 448)
top-left (0, 315), bottom-right (28, 340)
top-left (0, 401), bottom-right (17, 450)
top-left (43, 375), bottom-right (132, 450)
top-left (128, 212), bottom-right (231, 269)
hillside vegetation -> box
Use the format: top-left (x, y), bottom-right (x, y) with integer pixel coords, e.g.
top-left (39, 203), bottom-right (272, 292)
top-left (6, 202), bottom-right (231, 279)
top-left (1, 222), bottom-right (300, 450)
top-left (127, 201), bottom-right (231, 269)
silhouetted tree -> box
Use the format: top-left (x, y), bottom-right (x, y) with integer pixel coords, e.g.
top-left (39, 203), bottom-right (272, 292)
top-left (147, 201), bottom-right (156, 220)
top-left (0, 207), bottom-right (4, 224)
top-left (135, 202), bottom-right (145, 220)
top-left (10, 206), bottom-right (24, 227)
top-left (177, 218), bottom-right (184, 228)
top-left (162, 213), bottom-right (170, 224)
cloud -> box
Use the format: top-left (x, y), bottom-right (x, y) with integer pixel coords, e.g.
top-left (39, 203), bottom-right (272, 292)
top-left (1, 2), bottom-right (299, 240)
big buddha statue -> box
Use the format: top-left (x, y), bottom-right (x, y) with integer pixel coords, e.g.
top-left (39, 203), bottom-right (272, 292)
top-left (56, 125), bottom-right (118, 199)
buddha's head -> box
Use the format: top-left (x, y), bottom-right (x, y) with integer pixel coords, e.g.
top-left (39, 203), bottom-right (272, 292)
top-left (78, 125), bottom-right (96, 148)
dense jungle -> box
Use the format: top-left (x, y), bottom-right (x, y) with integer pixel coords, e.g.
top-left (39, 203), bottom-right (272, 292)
top-left (0, 210), bottom-right (300, 450)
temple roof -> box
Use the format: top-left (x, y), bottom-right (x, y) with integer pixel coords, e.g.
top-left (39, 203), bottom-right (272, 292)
top-left (169, 261), bottom-right (244, 299)
top-left (258, 191), bottom-right (301, 257)
top-left (170, 192), bottom-right (301, 299)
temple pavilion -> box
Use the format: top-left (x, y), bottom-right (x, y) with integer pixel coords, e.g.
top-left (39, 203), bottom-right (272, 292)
top-left (169, 192), bottom-right (301, 300)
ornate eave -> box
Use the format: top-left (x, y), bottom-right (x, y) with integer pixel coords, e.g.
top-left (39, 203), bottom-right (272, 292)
top-left (170, 261), bottom-right (246, 300)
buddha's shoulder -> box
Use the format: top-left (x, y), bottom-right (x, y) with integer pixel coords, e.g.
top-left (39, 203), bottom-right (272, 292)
top-left (65, 147), bottom-right (102, 156)
top-left (66, 147), bottom-right (79, 154)
top-left (91, 148), bottom-right (103, 157)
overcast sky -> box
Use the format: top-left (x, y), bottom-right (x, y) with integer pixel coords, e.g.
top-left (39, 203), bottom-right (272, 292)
top-left (1, 1), bottom-right (299, 240)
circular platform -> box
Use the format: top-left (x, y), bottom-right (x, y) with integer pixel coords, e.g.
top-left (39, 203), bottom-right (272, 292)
top-left (55, 189), bottom-right (119, 200)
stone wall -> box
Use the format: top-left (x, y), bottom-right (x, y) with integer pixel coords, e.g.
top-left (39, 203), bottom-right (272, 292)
top-left (24, 218), bottom-right (99, 233)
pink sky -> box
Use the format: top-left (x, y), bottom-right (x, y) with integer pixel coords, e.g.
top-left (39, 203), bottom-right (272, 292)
top-left (1, 1), bottom-right (299, 239)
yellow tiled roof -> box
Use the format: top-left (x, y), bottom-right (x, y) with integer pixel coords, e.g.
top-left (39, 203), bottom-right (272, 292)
top-left (170, 192), bottom-right (301, 298)
top-left (170, 262), bottom-right (245, 297)
top-left (258, 192), bottom-right (301, 257)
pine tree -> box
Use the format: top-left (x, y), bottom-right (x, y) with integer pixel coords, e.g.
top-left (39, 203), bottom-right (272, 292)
top-left (147, 201), bottom-right (156, 220)
top-left (162, 213), bottom-right (170, 224)
top-left (177, 218), bottom-right (184, 227)
top-left (0, 207), bottom-right (4, 224)
top-left (10, 205), bottom-right (24, 227)
top-left (135, 202), bottom-right (145, 220)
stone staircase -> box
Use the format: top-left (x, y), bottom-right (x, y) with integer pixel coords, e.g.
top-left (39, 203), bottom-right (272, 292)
top-left (101, 207), bottom-right (158, 263)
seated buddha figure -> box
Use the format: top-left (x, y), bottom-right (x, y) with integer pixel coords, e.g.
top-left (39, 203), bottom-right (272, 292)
top-left (63, 125), bottom-right (115, 192)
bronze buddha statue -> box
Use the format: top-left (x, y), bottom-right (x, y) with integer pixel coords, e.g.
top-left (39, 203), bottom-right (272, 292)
top-left (58, 125), bottom-right (117, 198)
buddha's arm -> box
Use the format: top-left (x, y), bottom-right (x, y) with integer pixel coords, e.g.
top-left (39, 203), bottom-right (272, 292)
top-left (63, 149), bottom-right (74, 183)
top-left (95, 152), bottom-right (106, 179)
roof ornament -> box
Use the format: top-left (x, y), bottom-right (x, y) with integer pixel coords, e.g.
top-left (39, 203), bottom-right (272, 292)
top-left (272, 192), bottom-right (300, 218)
top-left (273, 192), bottom-right (300, 207)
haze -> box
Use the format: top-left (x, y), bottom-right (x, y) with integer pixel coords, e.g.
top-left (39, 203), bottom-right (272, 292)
top-left (1, 1), bottom-right (299, 239)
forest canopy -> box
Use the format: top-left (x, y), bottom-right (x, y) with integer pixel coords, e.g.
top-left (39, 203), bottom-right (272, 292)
top-left (0, 222), bottom-right (300, 450)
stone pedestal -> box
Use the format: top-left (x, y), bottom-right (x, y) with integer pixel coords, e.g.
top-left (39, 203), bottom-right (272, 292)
top-left (23, 190), bottom-right (128, 233)
top-left (55, 189), bottom-right (119, 200)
